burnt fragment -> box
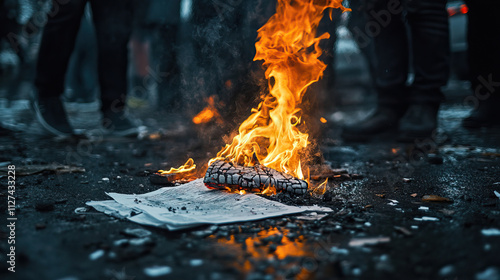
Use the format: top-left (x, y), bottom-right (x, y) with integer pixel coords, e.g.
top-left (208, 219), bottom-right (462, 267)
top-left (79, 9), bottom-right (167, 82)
top-left (203, 160), bottom-right (308, 194)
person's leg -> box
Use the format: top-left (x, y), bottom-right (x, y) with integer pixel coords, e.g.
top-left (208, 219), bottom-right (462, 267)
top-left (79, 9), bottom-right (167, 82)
top-left (35, 0), bottom-right (87, 98)
top-left (90, 0), bottom-right (132, 114)
top-left (32, 0), bottom-right (87, 136)
top-left (462, 0), bottom-right (500, 128)
top-left (399, 0), bottom-right (449, 140)
top-left (90, 0), bottom-right (137, 136)
top-left (342, 0), bottom-right (408, 141)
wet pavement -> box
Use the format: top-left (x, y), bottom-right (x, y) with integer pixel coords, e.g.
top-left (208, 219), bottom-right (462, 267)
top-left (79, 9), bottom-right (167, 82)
top-left (1, 80), bottom-right (499, 280)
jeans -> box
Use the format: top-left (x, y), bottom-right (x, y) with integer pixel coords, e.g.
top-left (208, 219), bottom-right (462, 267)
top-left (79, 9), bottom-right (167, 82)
top-left (35, 0), bottom-right (133, 112)
top-left (368, 0), bottom-right (449, 106)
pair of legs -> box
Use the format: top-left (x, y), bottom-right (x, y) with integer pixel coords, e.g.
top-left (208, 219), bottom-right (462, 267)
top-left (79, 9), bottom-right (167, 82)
top-left (33, 0), bottom-right (136, 136)
top-left (343, 0), bottom-right (449, 141)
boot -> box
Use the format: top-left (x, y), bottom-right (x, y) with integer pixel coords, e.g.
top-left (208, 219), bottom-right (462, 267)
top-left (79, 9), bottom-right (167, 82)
top-left (398, 103), bottom-right (440, 142)
top-left (341, 106), bottom-right (405, 141)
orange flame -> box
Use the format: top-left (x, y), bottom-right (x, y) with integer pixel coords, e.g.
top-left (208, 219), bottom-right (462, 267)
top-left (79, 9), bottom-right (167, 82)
top-left (192, 96), bottom-right (222, 125)
top-left (210, 0), bottom-right (349, 179)
top-left (312, 178), bottom-right (328, 196)
top-left (158, 158), bottom-right (196, 175)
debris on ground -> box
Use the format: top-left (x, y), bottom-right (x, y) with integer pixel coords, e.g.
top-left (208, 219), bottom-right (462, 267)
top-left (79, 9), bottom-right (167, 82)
top-left (422, 195), bottom-right (453, 203)
top-left (348, 237), bottom-right (391, 247)
top-left (87, 179), bottom-right (332, 230)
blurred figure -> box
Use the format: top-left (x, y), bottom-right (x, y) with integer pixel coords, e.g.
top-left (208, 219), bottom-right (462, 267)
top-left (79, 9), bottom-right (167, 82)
top-left (342, 0), bottom-right (450, 141)
top-left (32, 0), bottom-right (137, 137)
top-left (64, 4), bottom-right (98, 103)
top-left (462, 0), bottom-right (500, 128)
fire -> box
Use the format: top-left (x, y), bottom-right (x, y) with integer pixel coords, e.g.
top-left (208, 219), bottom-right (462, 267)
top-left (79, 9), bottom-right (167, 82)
top-left (209, 0), bottom-right (349, 180)
top-left (192, 95), bottom-right (222, 125)
top-left (158, 158), bottom-right (196, 175)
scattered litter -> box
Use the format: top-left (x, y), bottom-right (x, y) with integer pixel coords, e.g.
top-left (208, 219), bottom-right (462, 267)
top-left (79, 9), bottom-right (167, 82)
top-left (190, 259), bottom-right (203, 267)
top-left (123, 228), bottom-right (152, 238)
top-left (330, 247), bottom-right (349, 255)
top-left (394, 226), bottom-right (412, 236)
top-left (375, 194), bottom-right (386, 198)
top-left (87, 179), bottom-right (332, 231)
top-left (418, 206), bottom-right (429, 211)
top-left (348, 237), bottom-right (390, 247)
top-left (422, 195), bottom-right (452, 203)
top-left (439, 208), bottom-right (455, 216)
top-left (74, 207), bottom-right (88, 214)
top-left (439, 265), bottom-right (455, 277)
top-left (402, 178), bottom-right (412, 183)
top-left (411, 193), bottom-right (418, 197)
top-left (481, 228), bottom-right (500, 236)
top-left (411, 225), bottom-right (418, 229)
top-left (388, 199), bottom-right (399, 206)
top-left (295, 212), bottom-right (329, 221)
top-left (364, 222), bottom-right (372, 227)
top-left (494, 191), bottom-right (500, 199)
top-left (144, 266), bottom-right (172, 277)
top-left (113, 239), bottom-right (128, 246)
top-left (475, 267), bottom-right (499, 280)
top-left (414, 216), bottom-right (439, 222)
top-left (89, 250), bottom-right (105, 261)
top-left (129, 237), bottom-right (153, 246)
top-left (102, 177), bottom-right (110, 182)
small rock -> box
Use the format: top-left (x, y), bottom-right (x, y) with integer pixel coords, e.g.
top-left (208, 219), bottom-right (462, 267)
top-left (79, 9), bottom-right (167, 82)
top-left (439, 265), bottom-right (455, 277)
top-left (89, 249), bottom-right (105, 261)
top-left (102, 177), bottom-right (110, 182)
top-left (476, 267), bottom-right (500, 280)
top-left (144, 266), bottom-right (172, 277)
top-left (190, 259), bottom-right (203, 267)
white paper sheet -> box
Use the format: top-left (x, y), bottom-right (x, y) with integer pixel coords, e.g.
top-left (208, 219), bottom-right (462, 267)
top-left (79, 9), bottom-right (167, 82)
top-left (87, 179), bottom-right (332, 230)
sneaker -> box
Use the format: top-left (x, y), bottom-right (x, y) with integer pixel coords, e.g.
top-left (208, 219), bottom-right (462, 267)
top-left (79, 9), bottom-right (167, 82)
top-left (341, 106), bottom-right (404, 141)
top-left (31, 96), bottom-right (74, 136)
top-left (102, 109), bottom-right (140, 137)
top-left (398, 103), bottom-right (439, 142)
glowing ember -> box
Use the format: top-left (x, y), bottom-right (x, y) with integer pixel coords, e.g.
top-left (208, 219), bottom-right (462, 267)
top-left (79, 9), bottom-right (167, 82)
top-left (320, 117), bottom-right (328, 123)
top-left (192, 96), bottom-right (222, 125)
top-left (209, 0), bottom-right (349, 181)
top-left (158, 158), bottom-right (196, 175)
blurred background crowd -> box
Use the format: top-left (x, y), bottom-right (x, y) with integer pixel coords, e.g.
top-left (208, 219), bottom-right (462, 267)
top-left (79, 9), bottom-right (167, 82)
top-left (0, 0), bottom-right (498, 140)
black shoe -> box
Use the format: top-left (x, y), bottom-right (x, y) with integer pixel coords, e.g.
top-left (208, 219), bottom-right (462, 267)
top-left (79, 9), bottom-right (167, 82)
top-left (32, 96), bottom-right (74, 136)
top-left (102, 109), bottom-right (140, 137)
top-left (398, 103), bottom-right (439, 142)
top-left (341, 107), bottom-right (403, 141)
top-left (462, 99), bottom-right (500, 128)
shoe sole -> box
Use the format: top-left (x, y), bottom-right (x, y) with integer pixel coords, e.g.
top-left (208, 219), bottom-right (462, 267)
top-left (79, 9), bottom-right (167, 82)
top-left (31, 99), bottom-right (74, 137)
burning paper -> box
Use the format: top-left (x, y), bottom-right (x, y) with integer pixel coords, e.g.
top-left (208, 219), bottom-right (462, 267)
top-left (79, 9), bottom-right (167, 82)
top-left (86, 179), bottom-right (331, 231)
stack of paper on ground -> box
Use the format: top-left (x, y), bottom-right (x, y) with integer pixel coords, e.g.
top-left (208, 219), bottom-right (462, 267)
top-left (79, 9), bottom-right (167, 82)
top-left (87, 179), bottom-right (332, 230)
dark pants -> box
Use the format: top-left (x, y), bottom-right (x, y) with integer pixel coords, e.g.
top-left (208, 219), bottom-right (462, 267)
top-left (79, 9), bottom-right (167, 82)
top-left (35, 0), bottom-right (133, 112)
top-left (465, 0), bottom-right (500, 100)
top-left (370, 0), bottom-right (449, 106)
